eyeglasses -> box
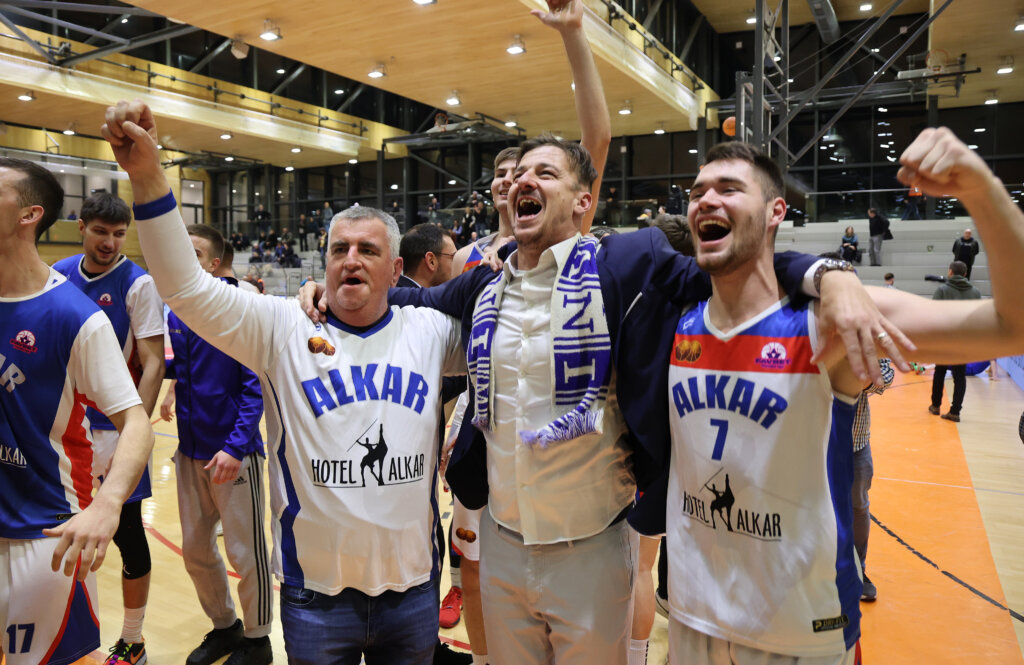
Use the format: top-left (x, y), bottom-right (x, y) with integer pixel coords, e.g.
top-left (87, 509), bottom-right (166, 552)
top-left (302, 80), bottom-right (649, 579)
top-left (435, 251), bottom-right (457, 259)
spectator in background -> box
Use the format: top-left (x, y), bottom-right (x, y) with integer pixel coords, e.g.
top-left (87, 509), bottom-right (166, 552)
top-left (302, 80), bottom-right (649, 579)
top-left (903, 185), bottom-right (923, 220)
top-left (867, 208), bottom-right (890, 266)
top-left (884, 272), bottom-right (895, 287)
top-left (67, 209), bottom-right (78, 220)
top-left (952, 228), bottom-right (980, 279)
top-left (297, 214), bottom-right (309, 252)
top-left (317, 227), bottom-right (327, 269)
top-left (322, 201), bottom-right (334, 225)
top-left (253, 204), bottom-right (271, 233)
top-left (840, 225), bottom-right (860, 263)
top-left (929, 260), bottom-right (982, 422)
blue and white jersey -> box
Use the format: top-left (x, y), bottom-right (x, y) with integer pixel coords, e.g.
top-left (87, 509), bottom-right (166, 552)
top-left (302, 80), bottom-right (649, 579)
top-left (0, 268), bottom-right (141, 538)
top-left (134, 195), bottom-right (465, 597)
top-left (52, 254), bottom-right (164, 429)
top-left (666, 297), bottom-right (860, 657)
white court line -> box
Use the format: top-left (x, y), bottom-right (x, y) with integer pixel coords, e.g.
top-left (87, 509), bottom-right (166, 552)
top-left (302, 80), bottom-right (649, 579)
top-left (876, 475), bottom-right (1024, 498)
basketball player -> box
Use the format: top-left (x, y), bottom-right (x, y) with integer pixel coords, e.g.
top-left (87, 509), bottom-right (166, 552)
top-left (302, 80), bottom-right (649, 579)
top-left (0, 157), bottom-right (154, 665)
top-left (163, 225), bottom-right (272, 665)
top-left (657, 129), bottom-right (1024, 664)
top-left (103, 100), bottom-right (465, 665)
top-left (52, 191), bottom-right (165, 665)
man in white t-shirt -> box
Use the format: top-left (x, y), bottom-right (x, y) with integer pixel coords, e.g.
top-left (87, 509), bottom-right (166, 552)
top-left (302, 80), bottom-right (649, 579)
top-left (103, 102), bottom-right (465, 665)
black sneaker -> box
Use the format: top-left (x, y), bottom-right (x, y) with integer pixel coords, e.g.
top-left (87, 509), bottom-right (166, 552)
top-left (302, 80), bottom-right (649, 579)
top-left (941, 412), bottom-right (961, 423)
top-left (861, 575), bottom-right (878, 602)
top-left (928, 405), bottom-right (941, 416)
top-left (433, 641), bottom-right (473, 665)
top-left (187, 619), bottom-right (243, 665)
top-left (225, 636), bottom-right (273, 665)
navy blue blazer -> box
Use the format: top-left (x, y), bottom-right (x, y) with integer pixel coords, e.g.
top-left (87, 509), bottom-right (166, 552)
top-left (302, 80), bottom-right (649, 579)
top-left (389, 228), bottom-right (818, 534)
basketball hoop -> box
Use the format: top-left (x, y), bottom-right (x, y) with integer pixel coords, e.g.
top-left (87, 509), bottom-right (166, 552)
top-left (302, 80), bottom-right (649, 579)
top-left (925, 49), bottom-right (950, 75)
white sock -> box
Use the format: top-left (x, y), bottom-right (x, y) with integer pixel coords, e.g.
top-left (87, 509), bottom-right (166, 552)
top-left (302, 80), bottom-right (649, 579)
top-left (628, 638), bottom-right (648, 665)
top-left (472, 655), bottom-right (488, 665)
top-left (121, 606), bottom-right (146, 643)
top-left (449, 566), bottom-right (462, 589)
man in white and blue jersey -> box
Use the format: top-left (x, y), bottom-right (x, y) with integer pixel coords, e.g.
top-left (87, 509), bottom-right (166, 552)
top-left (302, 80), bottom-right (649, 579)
top-left (103, 100), bottom-right (465, 665)
top-left (656, 131), bottom-right (1024, 665)
top-left (0, 157), bottom-right (154, 665)
top-left (52, 191), bottom-right (165, 665)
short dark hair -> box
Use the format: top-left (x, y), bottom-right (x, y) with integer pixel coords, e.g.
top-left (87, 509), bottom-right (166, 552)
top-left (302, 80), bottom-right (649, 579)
top-left (884, 272), bottom-right (894, 281)
top-left (186, 224), bottom-right (225, 263)
top-left (494, 146), bottom-right (519, 169)
top-left (517, 134), bottom-right (597, 191)
top-left (81, 191), bottom-right (131, 227)
top-left (400, 223), bottom-right (448, 274)
top-left (0, 157), bottom-right (64, 240)
top-left (653, 214), bottom-right (694, 257)
top-left (703, 141), bottom-right (784, 202)
top-left (220, 241), bottom-right (234, 267)
top-left (949, 260), bottom-right (968, 277)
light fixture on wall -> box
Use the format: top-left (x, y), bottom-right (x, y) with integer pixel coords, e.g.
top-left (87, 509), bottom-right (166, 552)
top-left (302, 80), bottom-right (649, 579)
top-left (259, 19), bottom-right (281, 41)
top-left (506, 35), bottom-right (526, 55)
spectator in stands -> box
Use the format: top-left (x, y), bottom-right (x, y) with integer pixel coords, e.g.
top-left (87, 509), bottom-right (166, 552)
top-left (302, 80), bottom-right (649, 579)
top-left (253, 204), bottom-right (271, 233)
top-left (840, 225), bottom-right (860, 263)
top-left (322, 201), bottom-right (334, 225)
top-left (952, 228), bottom-right (980, 279)
top-left (929, 260), bottom-right (982, 422)
top-left (249, 245), bottom-right (262, 264)
top-left (884, 272), bottom-right (895, 287)
top-left (297, 214), bottom-right (309, 252)
top-left (317, 227), bottom-right (327, 269)
top-left (67, 209), bottom-right (78, 220)
top-left (867, 208), bottom-right (890, 266)
top-left (903, 185), bottom-right (923, 220)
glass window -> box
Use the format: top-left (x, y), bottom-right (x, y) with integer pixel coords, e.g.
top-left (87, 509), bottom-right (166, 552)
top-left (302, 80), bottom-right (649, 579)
top-left (180, 179), bottom-right (204, 206)
top-left (632, 134), bottom-right (671, 176)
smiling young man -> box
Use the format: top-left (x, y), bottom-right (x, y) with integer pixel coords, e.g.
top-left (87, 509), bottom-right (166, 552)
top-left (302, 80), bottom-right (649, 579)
top-left (52, 191), bottom-right (165, 665)
top-left (103, 99), bottom-right (466, 665)
top-left (656, 131), bottom-right (1024, 665)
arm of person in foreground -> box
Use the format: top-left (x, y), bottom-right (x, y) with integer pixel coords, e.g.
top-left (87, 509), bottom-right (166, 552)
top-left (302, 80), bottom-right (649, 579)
top-left (102, 100), bottom-right (287, 372)
top-left (534, 0), bottom-right (611, 235)
top-left (134, 334), bottom-right (165, 416)
top-left (45, 402), bottom-right (154, 580)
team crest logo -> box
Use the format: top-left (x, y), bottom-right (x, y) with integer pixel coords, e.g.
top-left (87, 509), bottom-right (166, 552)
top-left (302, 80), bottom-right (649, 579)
top-left (307, 336), bottom-right (336, 356)
top-left (674, 339), bottom-right (702, 362)
top-left (10, 330), bottom-right (38, 353)
top-left (755, 342), bottom-right (790, 370)
top-left (97, 293), bottom-right (113, 306)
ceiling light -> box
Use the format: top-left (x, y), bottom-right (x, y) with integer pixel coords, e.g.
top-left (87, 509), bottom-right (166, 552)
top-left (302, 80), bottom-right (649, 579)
top-left (156, 144), bottom-right (164, 150)
top-left (688, 148), bottom-right (698, 154)
top-left (985, 93), bottom-right (999, 105)
top-left (62, 123), bottom-right (75, 136)
top-left (870, 47), bottom-right (880, 53)
top-left (974, 127), bottom-right (986, 133)
top-left (259, 19), bottom-right (281, 41)
top-left (997, 57), bottom-right (1014, 75)
top-left (232, 189), bottom-right (237, 193)
top-left (968, 144), bottom-right (979, 150)
top-left (17, 91), bottom-right (34, 102)
top-left (413, 0), bottom-right (436, 4)
top-left (446, 90), bottom-right (461, 106)
top-left (878, 107), bottom-right (887, 112)
top-left (773, 55), bottom-right (781, 62)
top-left (390, 184), bottom-right (399, 190)
top-left (220, 131), bottom-right (233, 140)
top-left (334, 88), bottom-right (345, 94)
top-left (618, 100), bottom-right (632, 115)
top-left (348, 158), bottom-right (358, 164)
top-left (746, 13), bottom-right (757, 25)
top-left (121, 17), bottom-right (128, 23)
top-left (291, 146), bottom-right (302, 153)
top-left (276, 67), bottom-right (286, 74)
top-left (224, 156), bottom-right (234, 162)
top-left (447, 179), bottom-right (457, 185)
top-left (653, 123), bottom-right (665, 135)
top-left (1016, 17), bottom-right (1024, 32)
top-left (284, 165), bottom-right (294, 172)
top-left (860, 3), bottom-right (872, 11)
top-left (506, 35), bottom-right (526, 55)
top-left (368, 63), bottom-right (387, 79)
top-left (505, 119), bottom-right (517, 128)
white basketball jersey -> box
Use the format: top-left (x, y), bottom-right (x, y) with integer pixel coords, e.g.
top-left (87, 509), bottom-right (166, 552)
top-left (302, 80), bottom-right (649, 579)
top-left (666, 298), bottom-right (860, 657)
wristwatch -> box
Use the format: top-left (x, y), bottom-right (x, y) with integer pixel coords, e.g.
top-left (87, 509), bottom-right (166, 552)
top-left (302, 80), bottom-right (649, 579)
top-left (812, 258), bottom-right (856, 294)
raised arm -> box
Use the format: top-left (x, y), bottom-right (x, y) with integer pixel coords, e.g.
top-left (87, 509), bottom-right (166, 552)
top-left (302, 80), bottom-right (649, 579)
top-left (534, 0), bottom-right (610, 234)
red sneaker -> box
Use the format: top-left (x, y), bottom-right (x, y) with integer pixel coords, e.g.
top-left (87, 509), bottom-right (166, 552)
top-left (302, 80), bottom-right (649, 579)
top-left (439, 585), bottom-right (464, 628)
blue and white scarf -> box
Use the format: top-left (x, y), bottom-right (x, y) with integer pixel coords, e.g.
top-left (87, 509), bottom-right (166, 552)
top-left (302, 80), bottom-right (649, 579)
top-left (467, 234), bottom-right (611, 448)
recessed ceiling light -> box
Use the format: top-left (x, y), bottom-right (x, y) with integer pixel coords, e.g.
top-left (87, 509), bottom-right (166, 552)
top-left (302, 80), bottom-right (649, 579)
top-left (259, 19), bottom-right (281, 41)
top-left (291, 146), bottom-right (302, 153)
top-left (413, 0), bottom-right (436, 4)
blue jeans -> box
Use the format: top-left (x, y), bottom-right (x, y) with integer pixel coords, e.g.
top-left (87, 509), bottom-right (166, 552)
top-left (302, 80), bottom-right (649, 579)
top-left (279, 578), bottom-right (438, 665)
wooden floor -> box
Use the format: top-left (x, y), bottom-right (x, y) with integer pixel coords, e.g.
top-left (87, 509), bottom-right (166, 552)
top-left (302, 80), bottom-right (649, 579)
top-left (6, 368), bottom-right (1024, 665)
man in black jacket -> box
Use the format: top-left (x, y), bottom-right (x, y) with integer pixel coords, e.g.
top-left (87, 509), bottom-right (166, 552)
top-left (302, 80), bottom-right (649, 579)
top-left (928, 260), bottom-right (982, 422)
top-left (868, 207), bottom-right (890, 266)
top-left (952, 228), bottom-right (981, 278)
